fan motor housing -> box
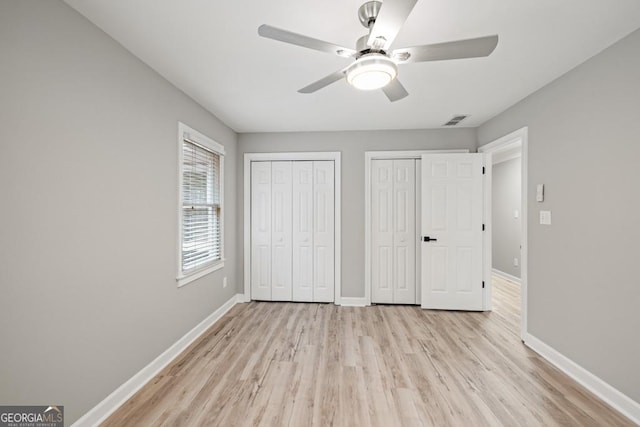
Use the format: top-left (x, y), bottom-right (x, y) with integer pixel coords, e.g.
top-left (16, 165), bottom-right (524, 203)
top-left (356, 35), bottom-right (386, 56)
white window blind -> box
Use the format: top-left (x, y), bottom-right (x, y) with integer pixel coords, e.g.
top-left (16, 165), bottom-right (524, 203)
top-left (181, 139), bottom-right (221, 273)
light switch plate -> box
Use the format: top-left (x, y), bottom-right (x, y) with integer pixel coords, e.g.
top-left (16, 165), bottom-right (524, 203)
top-left (539, 210), bottom-right (552, 225)
top-left (536, 184), bottom-right (544, 202)
top-left (514, 209), bottom-right (519, 219)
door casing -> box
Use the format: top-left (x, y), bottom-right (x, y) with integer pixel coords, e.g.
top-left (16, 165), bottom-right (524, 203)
top-left (478, 127), bottom-right (528, 339)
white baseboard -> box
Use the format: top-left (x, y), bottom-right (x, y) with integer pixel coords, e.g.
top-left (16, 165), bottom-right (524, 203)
top-left (72, 294), bottom-right (242, 427)
top-left (339, 297), bottom-right (367, 307)
top-left (524, 333), bottom-right (640, 425)
top-left (491, 268), bottom-right (521, 284)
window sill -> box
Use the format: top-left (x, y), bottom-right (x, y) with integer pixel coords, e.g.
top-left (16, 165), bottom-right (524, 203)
top-left (177, 260), bottom-right (224, 288)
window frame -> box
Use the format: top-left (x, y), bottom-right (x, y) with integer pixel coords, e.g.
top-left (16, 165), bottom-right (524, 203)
top-left (177, 122), bottom-right (225, 287)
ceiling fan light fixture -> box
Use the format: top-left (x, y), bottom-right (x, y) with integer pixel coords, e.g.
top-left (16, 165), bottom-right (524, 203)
top-left (346, 53), bottom-right (398, 91)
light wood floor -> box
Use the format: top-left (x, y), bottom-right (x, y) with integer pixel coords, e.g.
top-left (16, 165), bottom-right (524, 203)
top-left (103, 276), bottom-right (634, 426)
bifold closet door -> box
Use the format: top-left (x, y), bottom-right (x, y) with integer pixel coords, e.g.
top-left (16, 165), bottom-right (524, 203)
top-left (271, 162), bottom-right (292, 301)
top-left (250, 161), bottom-right (292, 301)
top-left (292, 161), bottom-right (334, 302)
top-left (313, 161), bottom-right (335, 302)
top-left (251, 160), bottom-right (334, 302)
top-left (393, 160), bottom-right (416, 304)
top-left (371, 160), bottom-right (394, 303)
top-left (371, 159), bottom-right (416, 304)
top-left (251, 161), bottom-right (272, 300)
top-left (292, 162), bottom-right (314, 301)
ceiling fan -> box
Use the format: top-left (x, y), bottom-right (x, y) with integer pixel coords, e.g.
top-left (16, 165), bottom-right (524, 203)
top-left (258, 0), bottom-right (498, 102)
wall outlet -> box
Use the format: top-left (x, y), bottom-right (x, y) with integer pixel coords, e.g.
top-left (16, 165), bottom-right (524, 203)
top-left (223, 277), bottom-right (228, 288)
top-left (514, 258), bottom-right (519, 267)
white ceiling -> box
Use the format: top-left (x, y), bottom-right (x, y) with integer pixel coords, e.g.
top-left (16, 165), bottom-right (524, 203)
top-left (64, 0), bottom-right (640, 133)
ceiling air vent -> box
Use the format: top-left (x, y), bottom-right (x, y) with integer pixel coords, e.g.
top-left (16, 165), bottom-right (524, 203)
top-left (444, 115), bottom-right (468, 126)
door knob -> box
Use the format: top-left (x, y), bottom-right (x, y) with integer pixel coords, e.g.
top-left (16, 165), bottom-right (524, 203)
top-left (423, 236), bottom-right (438, 242)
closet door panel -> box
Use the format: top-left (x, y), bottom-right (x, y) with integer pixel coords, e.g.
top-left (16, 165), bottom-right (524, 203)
top-left (251, 162), bottom-right (272, 300)
top-left (292, 161), bottom-right (314, 302)
top-left (313, 161), bottom-right (334, 302)
top-left (371, 160), bottom-right (394, 304)
top-left (270, 161), bottom-right (293, 301)
top-left (393, 159), bottom-right (416, 304)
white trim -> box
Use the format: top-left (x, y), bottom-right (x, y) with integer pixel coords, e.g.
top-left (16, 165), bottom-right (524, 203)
top-left (479, 127), bottom-right (528, 340)
top-left (364, 149), bottom-right (469, 160)
top-left (72, 294), bottom-right (243, 427)
top-left (177, 122), bottom-right (225, 287)
top-left (177, 260), bottom-right (225, 287)
top-left (243, 155), bottom-right (251, 303)
top-left (478, 129), bottom-right (522, 154)
top-left (243, 152), bottom-right (342, 304)
top-left (243, 151), bottom-right (340, 161)
top-left (338, 297), bottom-right (368, 307)
top-left (493, 149), bottom-right (522, 165)
top-left (179, 122), bottom-right (225, 155)
top-left (482, 154), bottom-right (493, 310)
top-left (334, 155), bottom-right (342, 305)
top-left (524, 333), bottom-right (640, 425)
top-left (364, 149), bottom-right (470, 307)
top-left (491, 268), bottom-right (521, 285)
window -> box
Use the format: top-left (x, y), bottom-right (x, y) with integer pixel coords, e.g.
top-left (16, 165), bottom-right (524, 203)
top-left (177, 123), bottom-right (224, 286)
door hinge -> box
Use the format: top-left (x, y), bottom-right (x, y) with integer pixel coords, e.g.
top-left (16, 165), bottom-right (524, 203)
top-left (482, 281), bottom-right (485, 289)
top-left (482, 224), bottom-right (485, 231)
top-left (482, 166), bottom-right (486, 175)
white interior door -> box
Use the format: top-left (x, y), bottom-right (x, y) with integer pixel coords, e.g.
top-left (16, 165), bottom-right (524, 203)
top-left (421, 154), bottom-right (484, 311)
top-left (251, 162), bottom-right (272, 300)
top-left (271, 162), bottom-right (292, 301)
top-left (292, 161), bottom-right (314, 301)
top-left (313, 161), bottom-right (334, 302)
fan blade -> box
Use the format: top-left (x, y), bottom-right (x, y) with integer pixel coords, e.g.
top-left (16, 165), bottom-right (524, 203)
top-left (392, 35), bottom-right (498, 63)
top-left (298, 68), bottom-right (348, 94)
top-left (382, 79), bottom-right (409, 102)
top-left (367, 0), bottom-right (418, 51)
top-left (258, 25), bottom-right (356, 58)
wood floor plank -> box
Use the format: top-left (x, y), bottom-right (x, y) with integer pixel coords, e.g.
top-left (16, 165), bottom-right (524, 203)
top-left (102, 276), bottom-right (636, 427)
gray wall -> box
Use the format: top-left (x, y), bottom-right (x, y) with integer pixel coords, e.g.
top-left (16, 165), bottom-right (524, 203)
top-left (478, 28), bottom-right (640, 402)
top-left (0, 1), bottom-right (238, 424)
top-left (492, 158), bottom-right (522, 278)
top-left (238, 129), bottom-right (476, 298)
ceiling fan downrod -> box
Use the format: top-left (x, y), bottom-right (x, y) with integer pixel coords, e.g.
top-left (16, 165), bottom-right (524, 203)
top-left (358, 1), bottom-right (382, 29)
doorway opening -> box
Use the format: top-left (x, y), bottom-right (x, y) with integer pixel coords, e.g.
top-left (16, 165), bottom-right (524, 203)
top-left (479, 127), bottom-right (528, 340)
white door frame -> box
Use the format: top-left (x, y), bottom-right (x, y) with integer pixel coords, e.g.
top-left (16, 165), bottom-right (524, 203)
top-left (364, 149), bottom-right (469, 306)
top-left (478, 127), bottom-right (528, 340)
top-left (243, 152), bottom-right (342, 304)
